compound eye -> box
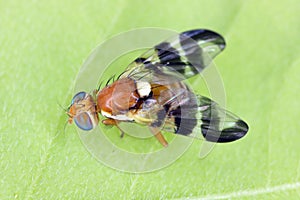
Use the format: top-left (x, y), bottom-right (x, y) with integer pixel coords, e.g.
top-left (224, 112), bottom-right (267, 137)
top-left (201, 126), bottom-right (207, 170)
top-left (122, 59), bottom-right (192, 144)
top-left (71, 92), bottom-right (87, 104)
top-left (74, 112), bottom-right (94, 130)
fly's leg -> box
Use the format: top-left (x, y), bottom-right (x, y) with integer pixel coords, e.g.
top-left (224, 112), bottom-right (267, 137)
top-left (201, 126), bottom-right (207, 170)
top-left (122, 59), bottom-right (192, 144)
top-left (102, 118), bottom-right (125, 138)
top-left (120, 130), bottom-right (125, 138)
top-left (149, 127), bottom-right (168, 147)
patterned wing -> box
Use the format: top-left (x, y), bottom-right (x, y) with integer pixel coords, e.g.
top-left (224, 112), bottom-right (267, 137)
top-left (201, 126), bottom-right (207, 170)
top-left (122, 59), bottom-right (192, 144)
top-left (120, 29), bottom-right (225, 84)
top-left (116, 29), bottom-right (248, 142)
top-left (163, 95), bottom-right (249, 143)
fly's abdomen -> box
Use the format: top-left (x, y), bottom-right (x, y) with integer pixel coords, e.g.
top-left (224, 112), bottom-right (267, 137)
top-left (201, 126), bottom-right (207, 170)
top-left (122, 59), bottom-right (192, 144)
top-left (149, 82), bottom-right (199, 135)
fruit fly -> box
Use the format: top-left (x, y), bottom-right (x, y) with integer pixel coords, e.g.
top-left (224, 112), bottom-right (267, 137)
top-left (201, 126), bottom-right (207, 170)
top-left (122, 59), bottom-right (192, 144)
top-left (67, 29), bottom-right (249, 147)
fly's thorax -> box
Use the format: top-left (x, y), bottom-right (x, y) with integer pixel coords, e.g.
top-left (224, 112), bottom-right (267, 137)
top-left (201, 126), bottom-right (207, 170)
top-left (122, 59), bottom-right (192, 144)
top-left (96, 78), bottom-right (152, 118)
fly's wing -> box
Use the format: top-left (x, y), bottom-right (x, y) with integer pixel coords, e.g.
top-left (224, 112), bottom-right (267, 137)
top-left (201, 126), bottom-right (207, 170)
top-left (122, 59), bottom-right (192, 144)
top-left (163, 95), bottom-right (249, 143)
top-left (120, 29), bottom-right (225, 84)
top-left (116, 29), bottom-right (247, 142)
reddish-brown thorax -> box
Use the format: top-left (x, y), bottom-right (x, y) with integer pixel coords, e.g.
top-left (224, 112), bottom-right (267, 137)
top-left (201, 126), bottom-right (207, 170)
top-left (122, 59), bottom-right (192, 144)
top-left (96, 78), bottom-right (140, 114)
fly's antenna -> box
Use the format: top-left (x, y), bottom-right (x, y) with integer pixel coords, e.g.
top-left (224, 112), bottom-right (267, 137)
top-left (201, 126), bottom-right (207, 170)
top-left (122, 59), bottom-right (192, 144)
top-left (57, 100), bottom-right (68, 112)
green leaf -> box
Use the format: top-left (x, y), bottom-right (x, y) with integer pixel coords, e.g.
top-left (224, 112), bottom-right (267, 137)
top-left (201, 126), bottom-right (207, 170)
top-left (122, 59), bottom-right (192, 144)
top-left (1, 0), bottom-right (300, 199)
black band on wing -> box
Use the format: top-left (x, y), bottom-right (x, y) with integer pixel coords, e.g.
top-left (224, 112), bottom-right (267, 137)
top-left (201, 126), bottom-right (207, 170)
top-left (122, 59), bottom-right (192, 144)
top-left (122, 29), bottom-right (226, 82)
top-left (150, 104), bottom-right (171, 128)
top-left (171, 106), bottom-right (198, 136)
top-left (181, 29), bottom-right (226, 51)
top-left (155, 42), bottom-right (181, 64)
top-left (154, 29), bottom-right (226, 79)
top-left (199, 96), bottom-right (248, 143)
top-left (179, 32), bottom-right (203, 72)
top-left (154, 42), bottom-right (190, 75)
top-left (168, 92), bottom-right (199, 136)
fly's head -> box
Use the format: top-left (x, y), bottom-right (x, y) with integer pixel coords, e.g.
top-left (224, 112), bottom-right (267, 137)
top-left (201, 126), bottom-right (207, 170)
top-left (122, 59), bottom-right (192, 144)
top-left (67, 91), bottom-right (99, 130)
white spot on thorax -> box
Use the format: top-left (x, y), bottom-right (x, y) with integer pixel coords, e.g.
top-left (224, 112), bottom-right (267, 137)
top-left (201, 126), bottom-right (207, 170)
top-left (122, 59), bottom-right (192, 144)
top-left (136, 81), bottom-right (151, 98)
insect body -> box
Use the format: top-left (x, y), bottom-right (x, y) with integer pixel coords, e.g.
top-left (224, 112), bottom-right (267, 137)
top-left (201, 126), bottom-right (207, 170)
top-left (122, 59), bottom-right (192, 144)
top-left (67, 29), bottom-right (249, 146)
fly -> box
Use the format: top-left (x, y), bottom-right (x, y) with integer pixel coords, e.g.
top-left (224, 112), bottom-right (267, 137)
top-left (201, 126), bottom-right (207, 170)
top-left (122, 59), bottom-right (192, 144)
top-left (67, 29), bottom-right (249, 147)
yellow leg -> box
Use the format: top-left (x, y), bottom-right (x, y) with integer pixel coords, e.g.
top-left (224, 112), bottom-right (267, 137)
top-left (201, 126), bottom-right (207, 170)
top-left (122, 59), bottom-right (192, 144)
top-left (149, 127), bottom-right (168, 147)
